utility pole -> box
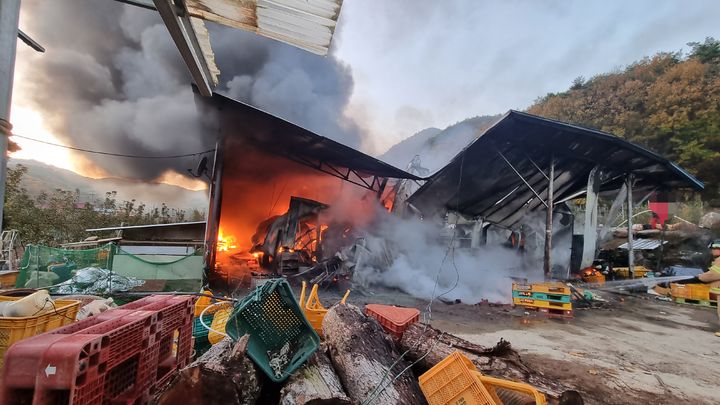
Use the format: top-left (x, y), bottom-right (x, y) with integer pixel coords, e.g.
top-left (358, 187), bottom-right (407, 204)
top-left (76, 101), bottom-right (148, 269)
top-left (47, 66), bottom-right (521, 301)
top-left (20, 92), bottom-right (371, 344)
top-left (0, 0), bottom-right (21, 233)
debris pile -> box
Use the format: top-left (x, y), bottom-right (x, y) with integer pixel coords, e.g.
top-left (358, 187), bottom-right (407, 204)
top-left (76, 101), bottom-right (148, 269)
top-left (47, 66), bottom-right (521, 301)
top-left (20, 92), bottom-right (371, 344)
top-left (156, 285), bottom-right (575, 405)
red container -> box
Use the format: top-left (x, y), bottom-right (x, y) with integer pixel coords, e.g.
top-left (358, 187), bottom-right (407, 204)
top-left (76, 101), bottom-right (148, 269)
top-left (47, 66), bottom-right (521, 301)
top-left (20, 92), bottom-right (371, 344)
top-left (365, 304), bottom-right (420, 339)
top-left (0, 295), bottom-right (195, 405)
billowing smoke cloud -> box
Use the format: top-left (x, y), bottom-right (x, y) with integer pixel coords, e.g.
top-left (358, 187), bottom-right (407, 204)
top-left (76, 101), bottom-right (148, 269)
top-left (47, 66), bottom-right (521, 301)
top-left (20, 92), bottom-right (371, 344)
top-left (15, 1), bottom-right (361, 181)
top-left (350, 207), bottom-right (548, 304)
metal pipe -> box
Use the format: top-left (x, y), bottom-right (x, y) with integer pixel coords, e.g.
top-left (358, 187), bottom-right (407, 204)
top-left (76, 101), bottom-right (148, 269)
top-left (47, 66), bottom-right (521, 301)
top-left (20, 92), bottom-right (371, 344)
top-left (626, 173), bottom-right (635, 278)
top-left (543, 157), bottom-right (555, 276)
top-left (496, 149), bottom-right (548, 208)
top-left (0, 0), bottom-right (21, 235)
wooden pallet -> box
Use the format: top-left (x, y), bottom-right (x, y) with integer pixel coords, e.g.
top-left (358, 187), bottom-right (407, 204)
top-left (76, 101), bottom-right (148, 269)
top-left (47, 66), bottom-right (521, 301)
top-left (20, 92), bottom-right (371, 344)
top-left (513, 297), bottom-right (573, 310)
top-left (673, 297), bottom-right (718, 308)
top-left (521, 306), bottom-right (573, 318)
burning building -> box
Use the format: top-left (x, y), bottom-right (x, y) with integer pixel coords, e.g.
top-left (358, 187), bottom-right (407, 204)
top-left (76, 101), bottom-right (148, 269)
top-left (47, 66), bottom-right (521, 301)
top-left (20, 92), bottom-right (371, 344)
top-left (198, 92), bottom-right (421, 290)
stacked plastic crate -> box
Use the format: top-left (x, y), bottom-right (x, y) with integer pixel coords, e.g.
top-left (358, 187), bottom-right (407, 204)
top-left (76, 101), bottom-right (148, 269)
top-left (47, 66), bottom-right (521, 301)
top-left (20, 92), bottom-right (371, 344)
top-left (0, 295), bottom-right (195, 405)
top-left (670, 283), bottom-right (717, 308)
top-left (512, 282), bottom-right (573, 317)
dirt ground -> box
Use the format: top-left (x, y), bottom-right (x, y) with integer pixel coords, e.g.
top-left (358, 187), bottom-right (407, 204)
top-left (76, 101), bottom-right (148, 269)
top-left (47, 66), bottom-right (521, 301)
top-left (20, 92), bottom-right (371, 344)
top-left (317, 286), bottom-right (719, 405)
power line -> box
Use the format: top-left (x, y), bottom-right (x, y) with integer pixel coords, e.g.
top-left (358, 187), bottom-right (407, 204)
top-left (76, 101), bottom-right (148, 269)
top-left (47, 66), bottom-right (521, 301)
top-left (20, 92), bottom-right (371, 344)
top-left (11, 133), bottom-right (215, 159)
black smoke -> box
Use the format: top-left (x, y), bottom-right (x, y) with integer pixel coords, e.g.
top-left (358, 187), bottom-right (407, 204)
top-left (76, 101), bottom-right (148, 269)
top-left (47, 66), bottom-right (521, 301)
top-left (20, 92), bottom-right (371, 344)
top-left (15, 0), bottom-right (361, 181)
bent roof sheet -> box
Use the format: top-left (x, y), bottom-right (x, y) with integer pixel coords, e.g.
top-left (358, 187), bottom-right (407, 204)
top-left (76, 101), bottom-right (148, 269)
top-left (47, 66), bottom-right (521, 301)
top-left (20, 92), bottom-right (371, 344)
top-left (407, 110), bottom-right (703, 228)
top-left (209, 91), bottom-right (422, 180)
top-left (186, 0), bottom-right (343, 56)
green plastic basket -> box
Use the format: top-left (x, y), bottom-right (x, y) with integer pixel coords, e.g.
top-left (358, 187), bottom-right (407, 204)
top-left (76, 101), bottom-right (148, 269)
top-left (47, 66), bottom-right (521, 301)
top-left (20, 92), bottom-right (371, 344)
top-left (193, 314), bottom-right (214, 356)
top-left (226, 279), bottom-right (320, 382)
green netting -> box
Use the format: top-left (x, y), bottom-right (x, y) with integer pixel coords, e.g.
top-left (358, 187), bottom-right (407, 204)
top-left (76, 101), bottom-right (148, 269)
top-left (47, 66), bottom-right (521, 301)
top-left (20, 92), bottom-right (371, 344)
top-left (16, 243), bottom-right (204, 292)
top-left (17, 243), bottom-right (114, 288)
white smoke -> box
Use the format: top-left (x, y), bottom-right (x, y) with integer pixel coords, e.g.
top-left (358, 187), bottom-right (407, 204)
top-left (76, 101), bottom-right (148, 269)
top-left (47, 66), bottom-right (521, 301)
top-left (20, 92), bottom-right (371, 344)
top-left (352, 207), bottom-right (548, 304)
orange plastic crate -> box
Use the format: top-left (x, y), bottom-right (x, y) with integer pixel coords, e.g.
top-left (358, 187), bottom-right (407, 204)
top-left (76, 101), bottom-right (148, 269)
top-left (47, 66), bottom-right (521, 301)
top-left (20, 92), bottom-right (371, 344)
top-left (688, 284), bottom-right (710, 301)
top-left (670, 283), bottom-right (692, 299)
top-left (364, 304), bottom-right (420, 338)
top-left (419, 351), bottom-right (495, 405)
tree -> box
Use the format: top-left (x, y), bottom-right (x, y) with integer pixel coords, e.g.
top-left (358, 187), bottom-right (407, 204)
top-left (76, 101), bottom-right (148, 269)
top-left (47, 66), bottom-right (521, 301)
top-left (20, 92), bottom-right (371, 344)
top-left (2, 166), bottom-right (203, 246)
top-left (528, 44), bottom-right (720, 202)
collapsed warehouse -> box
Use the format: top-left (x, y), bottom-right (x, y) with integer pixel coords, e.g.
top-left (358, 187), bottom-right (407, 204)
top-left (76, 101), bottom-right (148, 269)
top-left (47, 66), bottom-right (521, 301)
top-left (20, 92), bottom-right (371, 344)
top-left (197, 92), bottom-right (703, 301)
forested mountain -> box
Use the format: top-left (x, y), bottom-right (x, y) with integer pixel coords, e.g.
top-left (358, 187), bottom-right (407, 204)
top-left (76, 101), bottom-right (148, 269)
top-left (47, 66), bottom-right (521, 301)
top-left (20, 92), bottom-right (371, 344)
top-left (528, 38), bottom-right (720, 201)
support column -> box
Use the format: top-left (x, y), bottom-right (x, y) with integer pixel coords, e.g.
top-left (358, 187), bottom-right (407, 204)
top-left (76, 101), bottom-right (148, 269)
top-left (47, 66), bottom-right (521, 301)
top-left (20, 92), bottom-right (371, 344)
top-left (0, 0), bottom-right (21, 232)
top-left (543, 157), bottom-right (555, 276)
top-left (626, 173), bottom-right (635, 278)
top-left (580, 166), bottom-right (601, 269)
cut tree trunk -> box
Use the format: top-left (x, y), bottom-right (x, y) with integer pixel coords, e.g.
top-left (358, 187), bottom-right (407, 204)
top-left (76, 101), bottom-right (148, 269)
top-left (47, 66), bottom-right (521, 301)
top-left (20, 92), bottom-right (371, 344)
top-left (154, 335), bottom-right (262, 405)
top-left (279, 344), bottom-right (351, 405)
top-left (400, 322), bottom-right (570, 399)
top-left (322, 303), bottom-right (425, 405)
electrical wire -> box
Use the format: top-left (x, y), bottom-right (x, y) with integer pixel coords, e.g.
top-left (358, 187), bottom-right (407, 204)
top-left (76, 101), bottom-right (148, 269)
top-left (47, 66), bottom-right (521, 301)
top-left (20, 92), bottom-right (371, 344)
top-left (11, 133), bottom-right (215, 159)
top-left (361, 153), bottom-right (467, 404)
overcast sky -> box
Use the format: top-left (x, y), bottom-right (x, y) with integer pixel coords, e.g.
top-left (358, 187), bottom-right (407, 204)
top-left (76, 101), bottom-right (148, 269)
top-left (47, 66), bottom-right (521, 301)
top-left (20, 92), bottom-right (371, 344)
top-left (11, 0), bottom-right (720, 181)
top-left (333, 0), bottom-right (720, 154)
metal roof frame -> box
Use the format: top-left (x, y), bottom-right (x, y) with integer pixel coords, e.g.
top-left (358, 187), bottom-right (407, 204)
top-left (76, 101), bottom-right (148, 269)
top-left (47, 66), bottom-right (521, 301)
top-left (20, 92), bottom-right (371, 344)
top-left (207, 91), bottom-right (422, 192)
top-left (408, 110), bottom-right (703, 228)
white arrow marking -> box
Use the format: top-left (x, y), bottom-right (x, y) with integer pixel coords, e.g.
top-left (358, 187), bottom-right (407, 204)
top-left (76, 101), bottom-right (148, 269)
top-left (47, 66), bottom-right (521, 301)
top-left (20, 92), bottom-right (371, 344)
top-left (44, 364), bottom-right (56, 377)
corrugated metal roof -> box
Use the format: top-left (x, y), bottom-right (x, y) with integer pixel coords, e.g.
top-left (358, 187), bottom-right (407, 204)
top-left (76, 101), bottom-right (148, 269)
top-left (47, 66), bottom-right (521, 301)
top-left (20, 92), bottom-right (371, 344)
top-left (85, 221), bottom-right (206, 232)
top-left (618, 239), bottom-right (667, 250)
top-left (186, 0), bottom-right (343, 55)
top-left (407, 110), bottom-right (703, 228)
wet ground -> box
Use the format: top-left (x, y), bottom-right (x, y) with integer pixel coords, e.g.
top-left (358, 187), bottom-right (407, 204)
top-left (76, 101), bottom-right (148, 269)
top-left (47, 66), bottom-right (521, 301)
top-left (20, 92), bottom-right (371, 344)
top-left (316, 285), bottom-right (719, 405)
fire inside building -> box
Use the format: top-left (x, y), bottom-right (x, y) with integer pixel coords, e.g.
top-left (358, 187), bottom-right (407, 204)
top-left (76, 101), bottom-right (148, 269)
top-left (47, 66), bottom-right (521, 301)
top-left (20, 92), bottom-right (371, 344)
top-left (197, 91), bottom-right (703, 294)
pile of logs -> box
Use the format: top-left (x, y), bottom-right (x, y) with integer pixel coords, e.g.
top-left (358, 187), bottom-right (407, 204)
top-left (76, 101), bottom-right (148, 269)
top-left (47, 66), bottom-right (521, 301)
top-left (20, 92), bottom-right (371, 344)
top-left (155, 303), bottom-right (571, 405)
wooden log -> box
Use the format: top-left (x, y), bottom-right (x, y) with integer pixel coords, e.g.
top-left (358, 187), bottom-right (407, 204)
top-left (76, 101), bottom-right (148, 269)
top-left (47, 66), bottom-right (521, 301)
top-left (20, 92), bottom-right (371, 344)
top-left (322, 303), bottom-right (425, 405)
top-left (399, 322), bottom-right (570, 399)
top-left (279, 345), bottom-right (352, 405)
top-left (155, 335), bottom-right (262, 405)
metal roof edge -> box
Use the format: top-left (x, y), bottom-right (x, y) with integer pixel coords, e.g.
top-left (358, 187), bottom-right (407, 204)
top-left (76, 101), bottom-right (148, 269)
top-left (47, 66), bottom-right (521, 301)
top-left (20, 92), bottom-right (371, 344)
top-left (506, 110), bottom-right (704, 190)
top-left (86, 221), bottom-right (207, 232)
top-left (210, 90), bottom-right (423, 181)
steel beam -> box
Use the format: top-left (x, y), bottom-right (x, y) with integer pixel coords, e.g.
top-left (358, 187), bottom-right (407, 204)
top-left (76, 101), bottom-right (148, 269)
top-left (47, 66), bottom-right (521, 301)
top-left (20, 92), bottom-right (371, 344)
top-left (626, 173), bottom-right (635, 277)
top-left (496, 148), bottom-right (549, 208)
top-left (543, 157), bottom-right (555, 276)
top-left (152, 0), bottom-right (213, 96)
top-left (0, 0), bottom-right (21, 236)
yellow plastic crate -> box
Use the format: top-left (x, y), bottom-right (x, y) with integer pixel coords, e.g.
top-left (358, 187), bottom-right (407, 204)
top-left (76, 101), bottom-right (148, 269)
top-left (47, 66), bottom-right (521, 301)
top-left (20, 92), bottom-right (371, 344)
top-left (298, 282), bottom-right (349, 337)
top-left (513, 297), bottom-right (573, 310)
top-left (670, 283), bottom-right (692, 299)
top-left (615, 266), bottom-right (650, 279)
top-left (207, 303), bottom-right (233, 345)
top-left (0, 271), bottom-right (19, 289)
top-left (474, 372), bottom-right (547, 405)
top-left (688, 284), bottom-right (711, 301)
top-left (419, 351), bottom-right (496, 405)
top-left (512, 282), bottom-right (570, 295)
top-left (0, 296), bottom-right (81, 368)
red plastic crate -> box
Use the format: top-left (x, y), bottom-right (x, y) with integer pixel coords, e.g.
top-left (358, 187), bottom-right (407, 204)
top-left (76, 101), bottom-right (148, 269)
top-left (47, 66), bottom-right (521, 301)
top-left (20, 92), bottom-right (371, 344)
top-left (0, 295), bottom-right (195, 405)
top-left (364, 304), bottom-right (420, 338)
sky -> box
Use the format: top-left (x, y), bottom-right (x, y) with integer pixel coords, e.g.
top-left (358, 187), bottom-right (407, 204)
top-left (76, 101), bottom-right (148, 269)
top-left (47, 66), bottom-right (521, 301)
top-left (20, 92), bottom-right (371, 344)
top-left (9, 0), bottom-right (720, 183)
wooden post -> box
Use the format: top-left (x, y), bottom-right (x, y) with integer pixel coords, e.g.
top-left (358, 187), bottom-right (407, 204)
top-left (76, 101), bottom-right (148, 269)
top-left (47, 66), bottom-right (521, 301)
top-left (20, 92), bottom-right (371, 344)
top-left (626, 173), bottom-right (634, 278)
top-left (543, 158), bottom-right (555, 276)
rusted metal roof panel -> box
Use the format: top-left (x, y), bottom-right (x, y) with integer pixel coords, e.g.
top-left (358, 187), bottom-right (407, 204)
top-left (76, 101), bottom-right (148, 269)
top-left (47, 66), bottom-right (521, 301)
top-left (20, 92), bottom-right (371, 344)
top-left (186, 0), bottom-right (343, 55)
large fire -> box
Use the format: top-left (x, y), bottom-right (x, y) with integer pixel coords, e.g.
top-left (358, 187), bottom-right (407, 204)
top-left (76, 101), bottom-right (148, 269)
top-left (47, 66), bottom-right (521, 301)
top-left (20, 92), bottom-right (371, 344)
top-left (210, 140), bottom-right (382, 289)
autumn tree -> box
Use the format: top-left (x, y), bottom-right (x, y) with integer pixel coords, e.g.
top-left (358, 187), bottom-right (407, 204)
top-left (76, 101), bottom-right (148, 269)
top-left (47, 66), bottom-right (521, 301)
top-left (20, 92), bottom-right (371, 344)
top-left (528, 38), bottom-right (720, 202)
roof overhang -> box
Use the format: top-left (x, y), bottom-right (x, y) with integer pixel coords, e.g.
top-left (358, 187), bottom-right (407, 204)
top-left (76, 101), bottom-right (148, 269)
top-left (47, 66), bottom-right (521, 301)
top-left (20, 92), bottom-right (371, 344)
top-left (407, 110), bottom-right (704, 228)
top-left (204, 91), bottom-right (422, 191)
top-left (139, 0), bottom-right (344, 96)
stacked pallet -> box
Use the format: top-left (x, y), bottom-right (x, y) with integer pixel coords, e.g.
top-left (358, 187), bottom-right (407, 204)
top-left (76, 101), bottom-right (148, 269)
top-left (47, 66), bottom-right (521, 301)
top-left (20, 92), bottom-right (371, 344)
top-left (1, 295), bottom-right (196, 404)
top-left (670, 283), bottom-right (718, 308)
top-left (512, 282), bottom-right (573, 318)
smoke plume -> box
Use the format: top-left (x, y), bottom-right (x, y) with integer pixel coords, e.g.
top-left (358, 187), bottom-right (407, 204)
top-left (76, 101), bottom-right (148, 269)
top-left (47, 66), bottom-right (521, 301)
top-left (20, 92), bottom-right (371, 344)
top-left (15, 0), bottom-right (362, 181)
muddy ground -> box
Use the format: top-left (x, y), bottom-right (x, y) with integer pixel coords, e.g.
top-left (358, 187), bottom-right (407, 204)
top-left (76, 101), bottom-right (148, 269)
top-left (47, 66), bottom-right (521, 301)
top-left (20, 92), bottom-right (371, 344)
top-left (315, 286), bottom-right (719, 405)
